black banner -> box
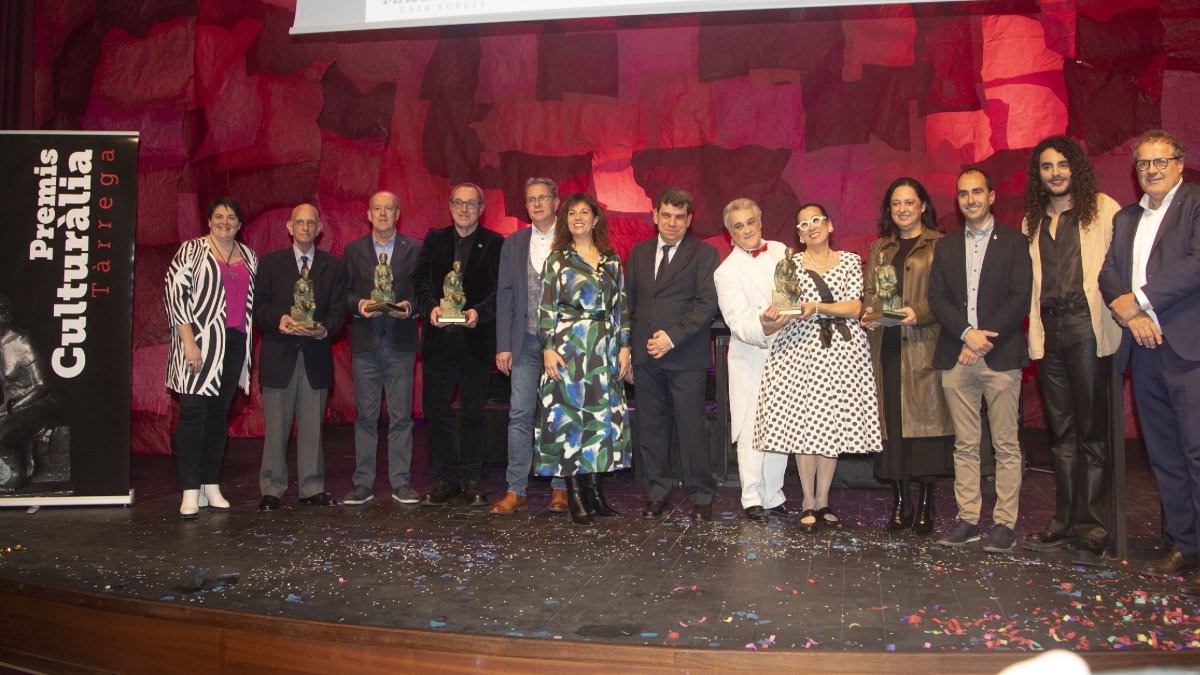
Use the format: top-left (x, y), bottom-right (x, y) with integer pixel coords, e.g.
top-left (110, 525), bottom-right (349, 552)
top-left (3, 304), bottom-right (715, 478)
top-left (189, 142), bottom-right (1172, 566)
top-left (0, 131), bottom-right (137, 502)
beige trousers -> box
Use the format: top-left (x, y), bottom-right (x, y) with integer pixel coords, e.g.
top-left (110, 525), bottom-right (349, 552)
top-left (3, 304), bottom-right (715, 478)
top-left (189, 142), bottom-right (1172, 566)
top-left (941, 360), bottom-right (1023, 528)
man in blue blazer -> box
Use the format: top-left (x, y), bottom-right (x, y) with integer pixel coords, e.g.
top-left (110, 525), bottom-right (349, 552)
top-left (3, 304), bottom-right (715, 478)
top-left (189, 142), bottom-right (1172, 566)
top-left (341, 191), bottom-right (422, 507)
top-left (413, 183), bottom-right (503, 508)
top-left (1100, 129), bottom-right (1200, 596)
top-left (489, 178), bottom-right (568, 515)
top-left (253, 203), bottom-right (346, 510)
top-left (929, 168), bottom-right (1032, 553)
top-left (626, 188), bottom-right (719, 520)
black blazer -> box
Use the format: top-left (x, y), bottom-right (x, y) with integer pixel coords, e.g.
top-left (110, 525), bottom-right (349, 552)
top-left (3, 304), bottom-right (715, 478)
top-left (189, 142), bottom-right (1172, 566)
top-left (253, 247), bottom-right (347, 390)
top-left (1099, 181), bottom-right (1200, 371)
top-left (413, 224), bottom-right (503, 364)
top-left (928, 220), bottom-right (1032, 372)
top-left (343, 233), bottom-right (421, 353)
top-left (625, 235), bottom-right (719, 370)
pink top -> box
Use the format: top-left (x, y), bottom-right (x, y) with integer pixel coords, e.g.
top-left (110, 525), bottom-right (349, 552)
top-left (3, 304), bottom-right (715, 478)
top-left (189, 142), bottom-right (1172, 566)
top-left (219, 260), bottom-right (250, 332)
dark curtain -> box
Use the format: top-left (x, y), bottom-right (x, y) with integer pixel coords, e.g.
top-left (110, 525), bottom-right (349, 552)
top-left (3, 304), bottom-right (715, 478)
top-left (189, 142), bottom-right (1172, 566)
top-left (0, 0), bottom-right (34, 129)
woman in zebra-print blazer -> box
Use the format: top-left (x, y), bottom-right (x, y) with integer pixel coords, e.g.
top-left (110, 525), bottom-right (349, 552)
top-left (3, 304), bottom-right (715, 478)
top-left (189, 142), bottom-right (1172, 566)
top-left (164, 197), bottom-right (258, 519)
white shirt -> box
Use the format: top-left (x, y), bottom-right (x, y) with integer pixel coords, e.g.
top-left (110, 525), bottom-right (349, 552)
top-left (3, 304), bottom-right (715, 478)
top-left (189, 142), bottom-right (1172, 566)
top-left (962, 215), bottom-right (994, 338)
top-left (529, 220), bottom-right (556, 274)
top-left (1132, 178), bottom-right (1182, 329)
top-left (654, 235), bottom-right (680, 275)
top-left (293, 245), bottom-right (315, 273)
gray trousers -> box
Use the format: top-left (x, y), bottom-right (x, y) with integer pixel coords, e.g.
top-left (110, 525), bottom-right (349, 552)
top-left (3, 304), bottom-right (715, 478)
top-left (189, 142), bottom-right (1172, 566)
top-left (352, 343), bottom-right (416, 490)
top-left (260, 353), bottom-right (329, 499)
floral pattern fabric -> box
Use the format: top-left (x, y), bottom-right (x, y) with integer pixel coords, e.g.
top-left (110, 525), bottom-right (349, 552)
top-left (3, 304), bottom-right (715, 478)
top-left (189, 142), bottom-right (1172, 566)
top-left (534, 250), bottom-right (631, 476)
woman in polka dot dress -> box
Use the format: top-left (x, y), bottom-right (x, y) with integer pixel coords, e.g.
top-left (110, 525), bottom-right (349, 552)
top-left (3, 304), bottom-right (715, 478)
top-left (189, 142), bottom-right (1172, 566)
top-left (753, 203), bottom-right (882, 532)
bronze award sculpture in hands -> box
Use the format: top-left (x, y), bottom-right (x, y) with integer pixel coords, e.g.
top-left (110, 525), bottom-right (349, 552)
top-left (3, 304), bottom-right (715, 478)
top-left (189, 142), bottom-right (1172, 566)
top-left (771, 247), bottom-right (807, 315)
top-left (438, 260), bottom-right (468, 324)
top-left (289, 266), bottom-right (320, 330)
top-left (364, 252), bottom-right (403, 314)
top-left (862, 250), bottom-right (906, 327)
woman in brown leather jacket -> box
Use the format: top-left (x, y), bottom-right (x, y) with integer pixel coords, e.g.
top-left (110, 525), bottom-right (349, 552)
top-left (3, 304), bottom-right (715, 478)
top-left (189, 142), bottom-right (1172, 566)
top-left (862, 178), bottom-right (955, 535)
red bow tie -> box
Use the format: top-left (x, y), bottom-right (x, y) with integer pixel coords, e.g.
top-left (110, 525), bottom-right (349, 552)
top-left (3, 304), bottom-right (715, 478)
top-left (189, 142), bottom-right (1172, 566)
top-left (746, 244), bottom-right (769, 258)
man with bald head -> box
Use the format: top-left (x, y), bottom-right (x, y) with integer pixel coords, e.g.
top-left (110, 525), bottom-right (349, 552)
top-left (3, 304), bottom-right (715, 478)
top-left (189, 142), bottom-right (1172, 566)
top-left (253, 203), bottom-right (347, 509)
top-left (341, 191), bottom-right (422, 506)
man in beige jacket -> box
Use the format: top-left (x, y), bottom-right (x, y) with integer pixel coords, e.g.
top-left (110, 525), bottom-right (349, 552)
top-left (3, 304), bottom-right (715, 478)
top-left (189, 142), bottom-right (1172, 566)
top-left (1020, 135), bottom-right (1122, 565)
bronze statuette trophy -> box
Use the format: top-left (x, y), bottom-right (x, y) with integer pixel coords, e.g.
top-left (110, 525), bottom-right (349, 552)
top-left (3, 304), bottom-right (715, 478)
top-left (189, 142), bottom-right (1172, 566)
top-left (438, 260), bottom-right (468, 324)
top-left (771, 247), bottom-right (807, 315)
top-left (289, 266), bottom-right (320, 330)
top-left (364, 252), bottom-right (403, 314)
top-left (862, 250), bottom-right (906, 326)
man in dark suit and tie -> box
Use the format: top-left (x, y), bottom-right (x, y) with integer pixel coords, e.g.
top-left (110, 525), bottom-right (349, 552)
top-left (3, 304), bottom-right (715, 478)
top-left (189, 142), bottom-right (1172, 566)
top-left (1100, 129), bottom-right (1200, 595)
top-left (929, 168), bottom-right (1032, 553)
top-left (626, 188), bottom-right (719, 520)
top-left (413, 182), bottom-right (503, 508)
top-left (341, 191), bottom-right (422, 506)
top-left (254, 203), bottom-right (346, 510)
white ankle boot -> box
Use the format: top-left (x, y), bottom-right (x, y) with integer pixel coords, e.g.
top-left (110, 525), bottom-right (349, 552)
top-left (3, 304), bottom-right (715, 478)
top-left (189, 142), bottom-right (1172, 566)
top-left (200, 484), bottom-right (230, 511)
top-left (180, 489), bottom-right (200, 519)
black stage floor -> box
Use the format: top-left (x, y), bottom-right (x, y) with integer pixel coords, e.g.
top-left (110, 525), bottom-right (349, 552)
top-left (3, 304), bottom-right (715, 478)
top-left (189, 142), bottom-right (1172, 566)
top-left (1, 426), bottom-right (1198, 662)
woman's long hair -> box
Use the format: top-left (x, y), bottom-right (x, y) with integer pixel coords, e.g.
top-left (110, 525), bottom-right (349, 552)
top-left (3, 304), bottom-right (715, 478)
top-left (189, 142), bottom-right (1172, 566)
top-left (551, 193), bottom-right (614, 256)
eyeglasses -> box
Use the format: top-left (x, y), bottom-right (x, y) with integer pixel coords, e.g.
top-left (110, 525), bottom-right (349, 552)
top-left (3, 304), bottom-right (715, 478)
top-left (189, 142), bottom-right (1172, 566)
top-left (525, 194), bottom-right (554, 205)
top-left (796, 215), bottom-right (829, 230)
top-left (1135, 156), bottom-right (1181, 172)
top-left (450, 199), bottom-right (481, 210)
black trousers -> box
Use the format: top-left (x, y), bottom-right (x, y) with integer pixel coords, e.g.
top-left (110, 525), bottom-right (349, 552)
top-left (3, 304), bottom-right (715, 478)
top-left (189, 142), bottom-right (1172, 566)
top-left (175, 328), bottom-right (245, 489)
top-left (633, 360), bottom-right (715, 505)
top-left (1037, 309), bottom-right (1110, 543)
top-left (422, 330), bottom-right (489, 484)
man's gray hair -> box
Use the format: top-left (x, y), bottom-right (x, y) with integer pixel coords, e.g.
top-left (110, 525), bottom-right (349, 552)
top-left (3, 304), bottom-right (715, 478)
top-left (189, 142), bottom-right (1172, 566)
top-left (722, 198), bottom-right (762, 229)
top-left (524, 177), bottom-right (558, 198)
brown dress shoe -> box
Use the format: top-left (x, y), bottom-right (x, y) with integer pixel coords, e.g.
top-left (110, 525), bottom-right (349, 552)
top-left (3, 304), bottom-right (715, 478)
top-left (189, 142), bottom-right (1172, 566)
top-left (1141, 550), bottom-right (1200, 578)
top-left (1179, 570), bottom-right (1200, 599)
top-left (549, 488), bottom-right (568, 513)
top-left (489, 491), bottom-right (527, 515)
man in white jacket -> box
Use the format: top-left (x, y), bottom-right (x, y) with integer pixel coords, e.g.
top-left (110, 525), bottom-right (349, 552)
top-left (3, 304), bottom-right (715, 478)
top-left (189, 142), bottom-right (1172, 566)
top-left (713, 198), bottom-right (793, 522)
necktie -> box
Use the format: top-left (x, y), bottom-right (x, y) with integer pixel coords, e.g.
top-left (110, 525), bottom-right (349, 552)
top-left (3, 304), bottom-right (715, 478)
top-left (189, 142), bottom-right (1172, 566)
top-left (656, 243), bottom-right (674, 282)
top-left (300, 255), bottom-right (309, 273)
top-left (748, 244), bottom-right (768, 258)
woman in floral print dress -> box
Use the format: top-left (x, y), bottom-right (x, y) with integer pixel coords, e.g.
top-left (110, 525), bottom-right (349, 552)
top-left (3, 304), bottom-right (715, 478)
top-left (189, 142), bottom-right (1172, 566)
top-left (535, 193), bottom-right (632, 526)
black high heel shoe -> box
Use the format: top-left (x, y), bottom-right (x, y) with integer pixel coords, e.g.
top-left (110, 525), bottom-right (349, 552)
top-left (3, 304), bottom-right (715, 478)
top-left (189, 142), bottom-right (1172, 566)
top-left (583, 473), bottom-right (620, 517)
top-left (885, 479), bottom-right (912, 532)
top-left (912, 480), bottom-right (936, 535)
top-left (564, 475), bottom-right (594, 526)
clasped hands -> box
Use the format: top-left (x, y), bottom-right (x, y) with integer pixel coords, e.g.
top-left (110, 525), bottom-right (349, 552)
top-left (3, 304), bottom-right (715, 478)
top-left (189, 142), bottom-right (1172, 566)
top-left (956, 327), bottom-right (998, 366)
top-left (1109, 292), bottom-right (1163, 350)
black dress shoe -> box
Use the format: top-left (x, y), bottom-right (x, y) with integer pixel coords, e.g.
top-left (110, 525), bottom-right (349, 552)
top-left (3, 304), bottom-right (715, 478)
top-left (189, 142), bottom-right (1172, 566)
top-left (420, 481), bottom-right (459, 507)
top-left (299, 492), bottom-right (336, 507)
top-left (1141, 550), bottom-right (1200, 578)
top-left (1023, 529), bottom-right (1076, 552)
top-left (641, 500), bottom-right (666, 519)
top-left (463, 480), bottom-right (488, 507)
top-left (1072, 539), bottom-right (1106, 567)
top-left (767, 504), bottom-right (790, 517)
top-left (690, 503), bottom-right (712, 521)
top-left (744, 506), bottom-right (769, 523)
top-left (1179, 570), bottom-right (1200, 599)
top-left (258, 495), bottom-right (281, 511)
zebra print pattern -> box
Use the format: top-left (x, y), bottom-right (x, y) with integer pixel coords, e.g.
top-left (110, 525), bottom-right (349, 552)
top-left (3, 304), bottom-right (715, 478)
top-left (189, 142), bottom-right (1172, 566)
top-left (163, 237), bottom-right (257, 396)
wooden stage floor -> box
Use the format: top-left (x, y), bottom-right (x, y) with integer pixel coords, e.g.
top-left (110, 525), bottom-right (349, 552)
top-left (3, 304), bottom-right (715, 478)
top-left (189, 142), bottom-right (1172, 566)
top-left (1, 425), bottom-right (1198, 672)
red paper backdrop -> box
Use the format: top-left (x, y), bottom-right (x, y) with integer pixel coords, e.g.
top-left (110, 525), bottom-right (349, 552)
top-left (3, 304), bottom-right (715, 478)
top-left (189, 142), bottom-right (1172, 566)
top-left (32, 0), bottom-right (1200, 453)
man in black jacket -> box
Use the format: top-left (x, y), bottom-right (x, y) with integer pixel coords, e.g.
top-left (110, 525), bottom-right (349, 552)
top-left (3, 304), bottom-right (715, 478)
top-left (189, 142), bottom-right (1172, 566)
top-left (254, 203), bottom-right (346, 509)
top-left (413, 183), bottom-right (503, 508)
top-left (929, 169), bottom-right (1032, 553)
